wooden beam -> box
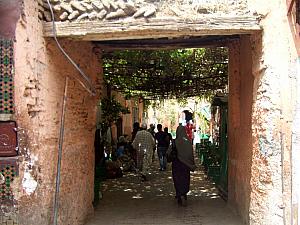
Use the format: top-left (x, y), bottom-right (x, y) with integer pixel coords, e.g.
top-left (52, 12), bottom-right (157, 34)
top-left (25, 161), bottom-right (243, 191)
top-left (95, 35), bottom-right (239, 50)
top-left (43, 16), bottom-right (261, 41)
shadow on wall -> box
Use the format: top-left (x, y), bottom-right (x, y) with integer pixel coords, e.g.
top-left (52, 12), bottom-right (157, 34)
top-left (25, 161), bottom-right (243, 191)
top-left (0, 0), bottom-right (21, 39)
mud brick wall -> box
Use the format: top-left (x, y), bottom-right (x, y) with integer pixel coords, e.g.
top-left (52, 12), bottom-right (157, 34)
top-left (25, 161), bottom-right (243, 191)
top-left (247, 0), bottom-right (297, 224)
top-left (228, 2), bottom-right (298, 221)
top-left (12, 0), bottom-right (102, 224)
top-left (228, 36), bottom-right (254, 224)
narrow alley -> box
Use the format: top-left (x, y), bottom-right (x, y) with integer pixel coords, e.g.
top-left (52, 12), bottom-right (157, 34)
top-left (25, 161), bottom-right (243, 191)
top-left (86, 158), bottom-right (243, 225)
top-left (2, 1), bottom-right (300, 225)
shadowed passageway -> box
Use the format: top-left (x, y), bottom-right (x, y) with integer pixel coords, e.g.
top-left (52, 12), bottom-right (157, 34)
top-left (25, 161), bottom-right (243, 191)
top-left (86, 159), bottom-right (243, 225)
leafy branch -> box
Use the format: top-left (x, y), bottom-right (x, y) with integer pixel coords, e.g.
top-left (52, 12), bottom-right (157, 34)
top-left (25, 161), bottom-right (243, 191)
top-left (102, 48), bottom-right (228, 99)
top-left (100, 96), bottom-right (130, 129)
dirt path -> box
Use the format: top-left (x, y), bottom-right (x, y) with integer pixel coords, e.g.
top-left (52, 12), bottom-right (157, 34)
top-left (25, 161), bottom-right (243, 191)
top-left (86, 160), bottom-right (243, 225)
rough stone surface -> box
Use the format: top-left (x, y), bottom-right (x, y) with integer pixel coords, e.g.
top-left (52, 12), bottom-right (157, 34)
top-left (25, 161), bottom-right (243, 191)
top-left (91, 1), bottom-right (103, 11)
top-left (246, 0), bottom-right (298, 224)
top-left (227, 1), bottom-right (298, 223)
top-left (106, 9), bottom-right (127, 20)
top-left (12, 0), bottom-right (102, 225)
top-left (88, 12), bottom-right (97, 20)
top-left (59, 11), bottom-right (68, 21)
top-left (70, 1), bottom-right (86, 12)
top-left (68, 10), bottom-right (80, 20)
top-left (60, 2), bottom-right (73, 14)
top-left (5, 0), bottom-right (299, 225)
top-left (38, 0), bottom-right (250, 22)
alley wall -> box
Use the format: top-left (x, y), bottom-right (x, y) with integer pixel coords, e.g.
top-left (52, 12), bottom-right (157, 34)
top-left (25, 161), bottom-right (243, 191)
top-left (12, 0), bottom-right (102, 224)
top-left (228, 0), bottom-right (299, 223)
top-left (228, 35), bottom-right (254, 224)
top-left (6, 0), bottom-right (299, 224)
top-left (247, 0), bottom-right (297, 224)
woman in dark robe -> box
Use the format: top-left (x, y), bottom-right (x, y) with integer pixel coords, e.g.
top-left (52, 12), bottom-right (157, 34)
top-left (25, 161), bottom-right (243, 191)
top-left (172, 124), bottom-right (196, 206)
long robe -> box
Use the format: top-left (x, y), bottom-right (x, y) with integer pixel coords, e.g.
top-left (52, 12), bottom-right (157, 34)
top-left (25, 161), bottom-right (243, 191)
top-left (172, 125), bottom-right (196, 197)
top-left (132, 130), bottom-right (155, 175)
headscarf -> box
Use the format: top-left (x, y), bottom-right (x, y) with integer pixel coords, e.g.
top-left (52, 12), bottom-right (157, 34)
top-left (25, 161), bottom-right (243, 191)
top-left (175, 124), bottom-right (196, 171)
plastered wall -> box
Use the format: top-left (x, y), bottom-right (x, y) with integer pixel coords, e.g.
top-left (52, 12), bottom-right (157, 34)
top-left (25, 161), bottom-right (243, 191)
top-left (8, 0), bottom-right (300, 224)
top-left (228, 0), bottom-right (299, 223)
top-left (13, 0), bottom-right (102, 224)
top-left (244, 0), bottom-right (297, 224)
top-left (228, 35), bottom-right (254, 223)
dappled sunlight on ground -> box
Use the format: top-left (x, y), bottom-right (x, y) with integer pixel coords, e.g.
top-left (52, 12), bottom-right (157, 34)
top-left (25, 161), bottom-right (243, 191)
top-left (102, 158), bottom-right (220, 200)
top-left (86, 156), bottom-right (242, 225)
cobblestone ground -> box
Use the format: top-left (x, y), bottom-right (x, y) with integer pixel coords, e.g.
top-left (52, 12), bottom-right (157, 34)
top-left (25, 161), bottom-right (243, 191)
top-left (86, 159), bottom-right (243, 225)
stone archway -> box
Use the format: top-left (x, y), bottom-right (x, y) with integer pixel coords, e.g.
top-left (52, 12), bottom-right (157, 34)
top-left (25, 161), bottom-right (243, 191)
top-left (10, 0), bottom-right (299, 225)
top-left (14, 1), bottom-right (261, 224)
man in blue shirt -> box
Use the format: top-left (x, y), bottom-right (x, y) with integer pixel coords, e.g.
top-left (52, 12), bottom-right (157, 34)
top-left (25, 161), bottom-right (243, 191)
top-left (155, 124), bottom-right (169, 171)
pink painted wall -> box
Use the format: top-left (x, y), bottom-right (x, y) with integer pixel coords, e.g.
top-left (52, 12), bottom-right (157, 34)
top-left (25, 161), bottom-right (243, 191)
top-left (228, 2), bottom-right (299, 224)
top-left (228, 36), bottom-right (254, 223)
top-left (247, 0), bottom-right (298, 224)
top-left (8, 0), bottom-right (299, 224)
top-left (110, 92), bottom-right (144, 142)
top-left (13, 0), bottom-right (101, 224)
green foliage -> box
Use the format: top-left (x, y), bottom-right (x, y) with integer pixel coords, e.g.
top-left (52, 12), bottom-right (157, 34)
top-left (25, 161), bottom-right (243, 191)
top-left (102, 48), bottom-right (228, 99)
top-left (197, 111), bottom-right (210, 134)
top-left (100, 95), bottom-right (130, 128)
top-left (143, 99), bottom-right (151, 110)
top-left (177, 98), bottom-right (188, 107)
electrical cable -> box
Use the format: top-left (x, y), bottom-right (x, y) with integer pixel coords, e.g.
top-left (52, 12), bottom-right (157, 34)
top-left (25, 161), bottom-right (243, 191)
top-left (46, 0), bottom-right (96, 96)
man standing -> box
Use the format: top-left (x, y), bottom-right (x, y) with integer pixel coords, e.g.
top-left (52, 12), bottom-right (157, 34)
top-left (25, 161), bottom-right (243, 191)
top-left (155, 124), bottom-right (169, 171)
top-left (164, 127), bottom-right (173, 145)
top-left (132, 123), bottom-right (155, 181)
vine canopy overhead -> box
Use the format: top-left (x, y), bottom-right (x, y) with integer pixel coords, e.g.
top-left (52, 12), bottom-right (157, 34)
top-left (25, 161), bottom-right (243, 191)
top-left (102, 47), bottom-right (228, 99)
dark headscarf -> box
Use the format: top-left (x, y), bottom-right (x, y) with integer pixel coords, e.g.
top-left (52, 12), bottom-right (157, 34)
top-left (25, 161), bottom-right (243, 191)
top-left (175, 124), bottom-right (196, 171)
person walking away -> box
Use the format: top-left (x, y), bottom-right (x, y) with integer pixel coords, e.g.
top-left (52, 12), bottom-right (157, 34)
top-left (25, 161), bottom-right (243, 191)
top-left (155, 124), bottom-right (169, 171)
top-left (148, 124), bottom-right (156, 162)
top-left (148, 124), bottom-right (156, 136)
top-left (132, 123), bottom-right (155, 181)
top-left (164, 127), bottom-right (172, 145)
top-left (172, 124), bottom-right (196, 206)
